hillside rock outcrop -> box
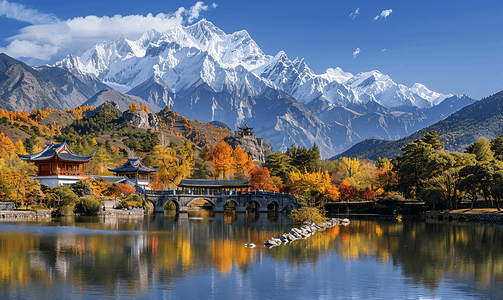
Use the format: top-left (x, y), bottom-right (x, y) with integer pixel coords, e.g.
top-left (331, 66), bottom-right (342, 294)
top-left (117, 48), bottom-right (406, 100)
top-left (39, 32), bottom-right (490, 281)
top-left (123, 109), bottom-right (160, 130)
top-left (226, 134), bottom-right (273, 162)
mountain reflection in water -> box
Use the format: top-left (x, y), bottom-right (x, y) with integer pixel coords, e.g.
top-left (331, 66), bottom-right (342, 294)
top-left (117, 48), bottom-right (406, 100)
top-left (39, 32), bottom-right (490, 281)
top-left (0, 211), bottom-right (502, 299)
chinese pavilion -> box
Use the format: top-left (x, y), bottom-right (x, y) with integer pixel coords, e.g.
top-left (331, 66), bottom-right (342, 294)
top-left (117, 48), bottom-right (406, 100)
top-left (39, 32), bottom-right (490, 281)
top-left (17, 142), bottom-right (95, 187)
top-left (107, 158), bottom-right (158, 189)
top-left (236, 124), bottom-right (254, 137)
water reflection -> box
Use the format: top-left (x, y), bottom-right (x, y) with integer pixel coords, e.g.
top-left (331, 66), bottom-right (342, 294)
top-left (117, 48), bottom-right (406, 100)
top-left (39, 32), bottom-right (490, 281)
top-left (0, 213), bottom-right (502, 299)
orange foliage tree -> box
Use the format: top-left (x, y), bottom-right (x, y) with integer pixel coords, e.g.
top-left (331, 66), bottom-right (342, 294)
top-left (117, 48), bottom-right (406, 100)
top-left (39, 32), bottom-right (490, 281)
top-left (232, 145), bottom-right (255, 177)
top-left (141, 103), bottom-right (149, 114)
top-left (211, 141), bottom-right (234, 179)
top-left (249, 167), bottom-right (279, 192)
top-left (211, 141), bottom-right (255, 179)
top-left (129, 102), bottom-right (138, 111)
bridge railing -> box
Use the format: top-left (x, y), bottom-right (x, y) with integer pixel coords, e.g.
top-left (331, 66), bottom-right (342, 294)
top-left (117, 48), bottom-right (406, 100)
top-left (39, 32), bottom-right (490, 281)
top-left (145, 189), bottom-right (295, 198)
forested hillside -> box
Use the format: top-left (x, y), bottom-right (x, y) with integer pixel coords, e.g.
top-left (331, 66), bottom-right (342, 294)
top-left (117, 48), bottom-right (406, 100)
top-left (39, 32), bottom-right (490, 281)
top-left (334, 90), bottom-right (503, 160)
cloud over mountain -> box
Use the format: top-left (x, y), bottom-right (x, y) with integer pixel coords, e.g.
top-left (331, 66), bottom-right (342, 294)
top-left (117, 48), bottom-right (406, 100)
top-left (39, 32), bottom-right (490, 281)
top-left (0, 1), bottom-right (216, 63)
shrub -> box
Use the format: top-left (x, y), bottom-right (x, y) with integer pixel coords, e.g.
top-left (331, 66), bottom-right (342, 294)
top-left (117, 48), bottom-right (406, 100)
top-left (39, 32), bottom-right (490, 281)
top-left (74, 197), bottom-right (102, 216)
top-left (116, 193), bottom-right (143, 209)
top-left (71, 180), bottom-right (94, 197)
top-left (57, 204), bottom-right (75, 216)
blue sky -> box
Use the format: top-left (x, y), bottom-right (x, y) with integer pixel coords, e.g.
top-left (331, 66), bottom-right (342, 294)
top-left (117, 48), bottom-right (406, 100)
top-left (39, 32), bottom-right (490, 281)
top-left (0, 0), bottom-right (502, 99)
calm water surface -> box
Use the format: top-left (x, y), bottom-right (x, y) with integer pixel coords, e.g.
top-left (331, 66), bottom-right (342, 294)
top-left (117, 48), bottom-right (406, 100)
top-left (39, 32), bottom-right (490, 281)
top-left (0, 211), bottom-right (502, 299)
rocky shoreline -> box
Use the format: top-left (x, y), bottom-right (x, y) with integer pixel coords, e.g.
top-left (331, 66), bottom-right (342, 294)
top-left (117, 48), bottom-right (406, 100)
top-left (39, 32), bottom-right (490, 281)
top-left (264, 218), bottom-right (350, 248)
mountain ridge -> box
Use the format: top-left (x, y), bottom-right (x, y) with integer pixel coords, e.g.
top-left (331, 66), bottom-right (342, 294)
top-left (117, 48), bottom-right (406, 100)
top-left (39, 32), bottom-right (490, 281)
top-left (0, 19), bottom-right (476, 158)
top-left (333, 90), bottom-right (503, 160)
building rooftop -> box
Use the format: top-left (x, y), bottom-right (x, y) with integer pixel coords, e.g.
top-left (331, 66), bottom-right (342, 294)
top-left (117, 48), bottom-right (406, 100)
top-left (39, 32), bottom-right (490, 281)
top-left (178, 179), bottom-right (250, 188)
top-left (107, 158), bottom-right (158, 173)
top-left (17, 142), bottom-right (95, 163)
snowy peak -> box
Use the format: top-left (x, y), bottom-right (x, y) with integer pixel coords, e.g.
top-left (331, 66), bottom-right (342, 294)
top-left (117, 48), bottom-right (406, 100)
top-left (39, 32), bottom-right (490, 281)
top-left (54, 19), bottom-right (454, 111)
top-left (410, 83), bottom-right (452, 106)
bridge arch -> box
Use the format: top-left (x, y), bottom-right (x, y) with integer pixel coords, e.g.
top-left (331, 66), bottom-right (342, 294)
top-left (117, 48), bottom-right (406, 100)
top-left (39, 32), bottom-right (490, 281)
top-left (164, 199), bottom-right (180, 212)
top-left (186, 198), bottom-right (216, 210)
top-left (245, 200), bottom-right (261, 212)
top-left (267, 200), bottom-right (280, 212)
top-left (223, 199), bottom-right (238, 212)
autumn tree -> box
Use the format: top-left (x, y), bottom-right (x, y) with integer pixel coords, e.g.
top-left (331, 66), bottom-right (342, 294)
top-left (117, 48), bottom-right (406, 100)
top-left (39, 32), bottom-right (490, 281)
top-left (0, 153), bottom-right (39, 206)
top-left (249, 167), bottom-right (278, 192)
top-left (14, 139), bottom-right (28, 155)
top-left (288, 170), bottom-right (332, 224)
top-left (211, 141), bottom-right (234, 179)
top-left (141, 103), bottom-right (149, 114)
top-left (375, 157), bottom-right (397, 192)
top-left (154, 145), bottom-right (193, 188)
top-left (232, 146), bottom-right (255, 179)
top-left (0, 133), bottom-right (15, 157)
top-left (129, 102), bottom-right (138, 111)
top-left (287, 170), bottom-right (332, 196)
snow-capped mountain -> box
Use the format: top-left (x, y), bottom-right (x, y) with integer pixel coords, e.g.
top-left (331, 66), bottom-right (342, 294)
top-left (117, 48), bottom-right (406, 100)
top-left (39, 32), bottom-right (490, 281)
top-left (51, 19), bottom-right (471, 158)
top-left (56, 19), bottom-right (450, 109)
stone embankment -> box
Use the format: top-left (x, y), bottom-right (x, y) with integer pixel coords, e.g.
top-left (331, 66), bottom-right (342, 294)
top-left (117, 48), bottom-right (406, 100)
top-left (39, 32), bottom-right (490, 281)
top-left (426, 210), bottom-right (503, 222)
top-left (98, 208), bottom-right (145, 216)
top-left (0, 210), bottom-right (53, 220)
top-left (264, 218), bottom-right (350, 248)
top-left (0, 209), bottom-right (145, 220)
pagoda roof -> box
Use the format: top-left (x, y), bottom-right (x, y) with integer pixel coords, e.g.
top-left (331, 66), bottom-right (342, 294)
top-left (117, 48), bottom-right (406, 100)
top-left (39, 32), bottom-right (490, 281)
top-left (17, 142), bottom-right (95, 163)
top-left (107, 158), bottom-right (158, 173)
top-left (238, 123), bottom-right (253, 131)
top-left (178, 179), bottom-right (250, 188)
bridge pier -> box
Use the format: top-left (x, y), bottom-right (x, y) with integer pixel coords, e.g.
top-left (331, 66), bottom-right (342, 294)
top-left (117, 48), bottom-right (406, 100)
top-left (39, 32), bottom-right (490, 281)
top-left (235, 206), bottom-right (247, 213)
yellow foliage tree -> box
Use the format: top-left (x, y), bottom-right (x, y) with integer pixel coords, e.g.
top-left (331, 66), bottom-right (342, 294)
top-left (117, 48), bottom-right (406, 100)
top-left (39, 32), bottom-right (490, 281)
top-left (14, 140), bottom-right (28, 155)
top-left (288, 170), bottom-right (332, 195)
top-left (0, 133), bottom-right (15, 157)
top-left (0, 153), bottom-right (39, 204)
top-left (340, 157), bottom-right (361, 178)
top-left (339, 157), bottom-right (377, 188)
top-left (154, 145), bottom-right (193, 188)
top-left (323, 184), bottom-right (340, 202)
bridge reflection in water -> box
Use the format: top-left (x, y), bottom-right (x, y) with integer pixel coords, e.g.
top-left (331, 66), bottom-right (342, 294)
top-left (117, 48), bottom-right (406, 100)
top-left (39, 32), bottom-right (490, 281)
top-left (144, 179), bottom-right (297, 213)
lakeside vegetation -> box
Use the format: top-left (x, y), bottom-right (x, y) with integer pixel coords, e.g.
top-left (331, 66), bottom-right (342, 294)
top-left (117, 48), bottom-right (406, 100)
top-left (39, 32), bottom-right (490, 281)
top-left (1, 101), bottom-right (503, 220)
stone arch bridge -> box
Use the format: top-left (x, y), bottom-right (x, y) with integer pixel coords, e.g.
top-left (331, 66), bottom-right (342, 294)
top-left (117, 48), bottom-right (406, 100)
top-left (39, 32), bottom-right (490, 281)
top-left (143, 179), bottom-right (297, 213)
top-left (144, 189), bottom-right (298, 213)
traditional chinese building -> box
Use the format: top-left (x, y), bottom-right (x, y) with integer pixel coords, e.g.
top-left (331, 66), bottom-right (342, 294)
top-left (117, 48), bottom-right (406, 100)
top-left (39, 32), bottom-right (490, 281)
top-left (107, 158), bottom-right (158, 189)
top-left (236, 124), bottom-right (255, 137)
top-left (17, 142), bottom-right (95, 187)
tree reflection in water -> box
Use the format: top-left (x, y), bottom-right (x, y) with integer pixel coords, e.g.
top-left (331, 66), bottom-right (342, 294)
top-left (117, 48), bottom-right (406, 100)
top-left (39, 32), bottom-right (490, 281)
top-left (0, 214), bottom-right (502, 299)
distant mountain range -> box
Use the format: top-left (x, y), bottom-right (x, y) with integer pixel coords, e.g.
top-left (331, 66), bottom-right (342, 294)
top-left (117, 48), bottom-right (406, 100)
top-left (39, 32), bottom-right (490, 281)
top-left (0, 19), bottom-right (477, 158)
top-left (333, 90), bottom-right (503, 160)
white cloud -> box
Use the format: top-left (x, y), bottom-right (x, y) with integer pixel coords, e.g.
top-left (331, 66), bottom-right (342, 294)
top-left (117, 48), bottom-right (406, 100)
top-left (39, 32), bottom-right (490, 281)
top-left (0, 0), bottom-right (58, 24)
top-left (350, 8), bottom-right (359, 19)
top-left (186, 1), bottom-right (211, 23)
top-left (373, 9), bottom-right (393, 21)
top-left (0, 1), bottom-right (217, 62)
top-left (353, 48), bottom-right (360, 58)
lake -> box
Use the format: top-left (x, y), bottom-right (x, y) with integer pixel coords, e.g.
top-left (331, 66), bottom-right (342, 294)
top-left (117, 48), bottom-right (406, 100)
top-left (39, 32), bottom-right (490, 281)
top-left (0, 211), bottom-right (502, 299)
